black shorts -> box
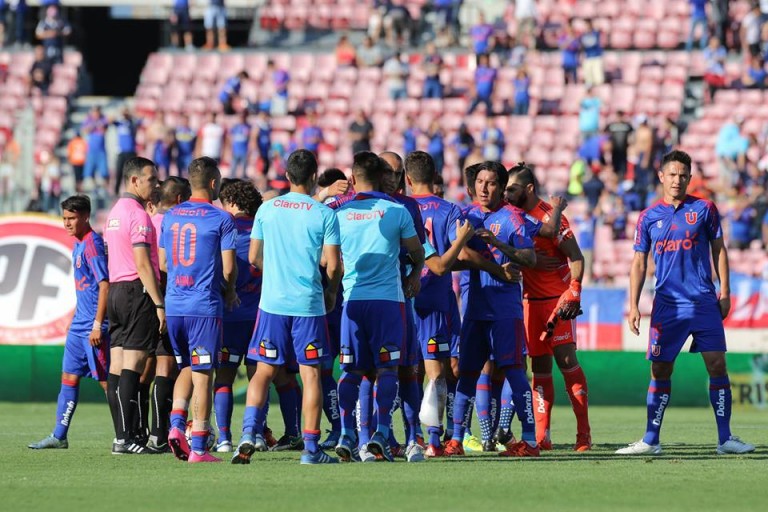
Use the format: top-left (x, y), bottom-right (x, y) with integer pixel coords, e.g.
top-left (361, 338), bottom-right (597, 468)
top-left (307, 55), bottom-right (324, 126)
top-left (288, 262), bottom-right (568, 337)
top-left (151, 331), bottom-right (174, 357)
top-left (108, 280), bottom-right (160, 351)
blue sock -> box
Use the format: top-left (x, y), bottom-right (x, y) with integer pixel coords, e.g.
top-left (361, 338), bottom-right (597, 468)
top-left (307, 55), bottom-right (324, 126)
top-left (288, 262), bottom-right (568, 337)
top-left (452, 375), bottom-right (478, 441)
top-left (241, 405), bottom-right (266, 436)
top-left (374, 371), bottom-right (398, 439)
top-left (303, 429), bottom-right (320, 453)
top-left (445, 379), bottom-right (456, 437)
top-left (53, 379), bottom-right (79, 440)
top-left (428, 426), bottom-right (442, 448)
top-left (475, 373), bottom-right (493, 442)
top-left (321, 366), bottom-right (341, 432)
top-left (709, 376), bottom-right (732, 444)
top-left (505, 368), bottom-right (536, 443)
top-left (399, 373), bottom-right (420, 444)
top-left (499, 378), bottom-right (515, 431)
top-left (191, 430), bottom-right (207, 453)
top-left (642, 379), bottom-right (671, 445)
top-left (170, 408), bottom-right (187, 431)
top-left (213, 383), bottom-right (233, 442)
top-left (277, 382), bottom-right (299, 437)
top-left (491, 378), bottom-right (504, 433)
top-left (338, 371), bottom-right (362, 441)
top-left (358, 376), bottom-right (373, 445)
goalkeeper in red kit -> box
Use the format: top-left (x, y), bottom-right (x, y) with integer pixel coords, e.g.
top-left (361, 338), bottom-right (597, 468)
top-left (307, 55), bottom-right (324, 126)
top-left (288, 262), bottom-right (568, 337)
top-left (504, 163), bottom-right (591, 452)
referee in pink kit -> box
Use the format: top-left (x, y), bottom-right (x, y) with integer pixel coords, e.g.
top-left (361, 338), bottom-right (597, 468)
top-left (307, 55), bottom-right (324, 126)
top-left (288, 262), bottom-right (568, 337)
top-left (104, 156), bottom-right (165, 455)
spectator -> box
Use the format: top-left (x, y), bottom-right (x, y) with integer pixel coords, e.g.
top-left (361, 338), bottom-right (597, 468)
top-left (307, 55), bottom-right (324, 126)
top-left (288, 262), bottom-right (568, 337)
top-left (571, 211), bottom-right (595, 281)
top-left (606, 110), bottom-right (633, 178)
top-left (581, 164), bottom-right (605, 211)
top-left (741, 2), bottom-right (762, 57)
top-left (711, 0), bottom-right (730, 48)
top-left (578, 86), bottom-right (601, 137)
top-left (403, 115), bottom-right (418, 155)
top-left (356, 35), bottom-right (384, 68)
top-left (687, 0), bottom-right (709, 51)
top-left (174, 112), bottom-right (197, 176)
top-left (467, 53), bottom-right (497, 115)
top-left (469, 11), bottom-right (494, 55)
top-left (349, 109), bottom-right (374, 154)
top-left (507, 34), bottom-right (528, 70)
top-left (422, 41), bottom-right (444, 98)
top-left (267, 59), bottom-right (290, 116)
top-left (153, 127), bottom-right (175, 178)
top-left (29, 44), bottom-right (52, 96)
top-left (512, 66), bottom-right (531, 115)
top-left (703, 36), bottom-right (728, 101)
top-left (578, 133), bottom-right (609, 167)
top-left (80, 105), bottom-right (109, 188)
top-left (434, 25), bottom-right (457, 49)
top-left (481, 116), bottom-right (505, 161)
top-left (111, 106), bottom-right (141, 195)
top-left (580, 19), bottom-right (604, 86)
top-left (433, 0), bottom-right (460, 37)
top-left (218, 70), bottom-right (249, 115)
top-left (37, 150), bottom-right (61, 213)
top-left (761, 22), bottom-right (768, 61)
top-left (254, 110), bottom-right (272, 174)
top-left (169, 0), bottom-right (193, 50)
top-left (204, 0), bottom-right (229, 51)
top-left (228, 110), bottom-right (252, 178)
top-left (66, 129), bottom-right (87, 191)
top-left (8, 0), bottom-right (28, 46)
top-left (301, 110), bottom-right (324, 156)
top-left (727, 197), bottom-right (757, 249)
top-left (382, 0), bottom-right (414, 47)
top-left (0, 1), bottom-right (6, 47)
top-left (658, 117), bottom-right (680, 156)
top-left (740, 55), bottom-right (767, 89)
top-left (515, 0), bottom-right (538, 49)
top-left (559, 19), bottom-right (581, 84)
top-left (567, 158), bottom-right (586, 198)
top-left (335, 34), bottom-right (357, 68)
top-left (452, 123), bottom-right (475, 173)
top-left (427, 119), bottom-right (445, 175)
top-left (34, 4), bottom-right (71, 65)
top-left (383, 51), bottom-right (409, 100)
top-left (715, 117), bottom-right (749, 185)
top-left (197, 111), bottom-right (225, 162)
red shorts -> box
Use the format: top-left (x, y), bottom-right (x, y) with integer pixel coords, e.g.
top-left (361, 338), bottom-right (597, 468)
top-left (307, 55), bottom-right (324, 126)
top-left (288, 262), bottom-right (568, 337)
top-left (524, 298), bottom-right (577, 357)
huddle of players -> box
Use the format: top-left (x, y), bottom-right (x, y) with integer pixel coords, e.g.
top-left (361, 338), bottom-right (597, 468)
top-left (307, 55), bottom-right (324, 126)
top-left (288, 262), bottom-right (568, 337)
top-left (27, 150), bottom-right (592, 463)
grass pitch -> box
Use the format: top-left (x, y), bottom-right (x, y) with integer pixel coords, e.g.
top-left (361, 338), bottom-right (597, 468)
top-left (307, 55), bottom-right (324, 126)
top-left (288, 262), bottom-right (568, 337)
top-left (0, 402), bottom-right (765, 512)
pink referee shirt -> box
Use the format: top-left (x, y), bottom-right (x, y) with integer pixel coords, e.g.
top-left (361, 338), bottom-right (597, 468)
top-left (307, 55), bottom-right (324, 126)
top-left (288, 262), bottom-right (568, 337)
top-left (104, 195), bottom-right (160, 283)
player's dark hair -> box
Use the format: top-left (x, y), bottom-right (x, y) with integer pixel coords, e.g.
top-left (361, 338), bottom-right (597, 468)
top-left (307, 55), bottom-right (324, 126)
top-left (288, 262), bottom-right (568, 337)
top-left (661, 150), bottom-right (692, 175)
top-left (473, 160), bottom-right (508, 189)
top-left (61, 195), bottom-right (91, 215)
top-left (434, 173), bottom-right (444, 186)
top-left (286, 149), bottom-right (318, 186)
top-left (508, 161), bottom-right (537, 193)
top-left (352, 151), bottom-right (384, 185)
top-left (160, 176), bottom-right (191, 206)
top-left (149, 184), bottom-right (163, 207)
top-left (219, 178), bottom-right (241, 196)
top-left (123, 156), bottom-right (156, 183)
top-left (464, 162), bottom-right (483, 195)
top-left (219, 179), bottom-right (263, 217)
top-left (404, 150), bottom-right (435, 185)
top-left (188, 156), bottom-right (221, 190)
top-left (318, 168), bottom-right (347, 188)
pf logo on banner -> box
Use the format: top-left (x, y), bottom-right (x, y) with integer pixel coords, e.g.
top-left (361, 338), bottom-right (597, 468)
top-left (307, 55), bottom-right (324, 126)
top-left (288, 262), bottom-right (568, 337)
top-left (0, 215), bottom-right (76, 345)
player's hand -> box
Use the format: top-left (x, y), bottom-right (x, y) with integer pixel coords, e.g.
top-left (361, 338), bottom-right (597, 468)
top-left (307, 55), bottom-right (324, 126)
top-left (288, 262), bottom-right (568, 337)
top-left (403, 271), bottom-right (421, 298)
top-left (500, 263), bottom-right (522, 283)
top-left (157, 308), bottom-right (167, 335)
top-left (475, 228), bottom-right (500, 247)
top-left (324, 288), bottom-right (337, 313)
top-left (718, 295), bottom-right (731, 319)
top-left (225, 288), bottom-right (240, 311)
top-left (326, 179), bottom-right (350, 199)
top-left (534, 251), bottom-right (562, 271)
top-left (550, 195), bottom-right (568, 212)
top-left (628, 307), bottom-right (641, 336)
top-left (556, 281), bottom-right (582, 320)
top-left (89, 328), bottom-right (103, 347)
top-left (456, 219), bottom-right (475, 244)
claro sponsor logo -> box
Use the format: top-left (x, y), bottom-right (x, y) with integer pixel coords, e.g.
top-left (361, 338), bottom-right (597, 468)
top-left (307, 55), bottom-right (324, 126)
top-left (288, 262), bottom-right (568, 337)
top-left (0, 215), bottom-right (75, 345)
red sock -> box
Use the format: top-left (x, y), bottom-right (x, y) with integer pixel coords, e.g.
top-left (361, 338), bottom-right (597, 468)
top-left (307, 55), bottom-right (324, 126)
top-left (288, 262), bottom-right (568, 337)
top-left (532, 373), bottom-right (554, 443)
top-left (562, 365), bottom-right (590, 436)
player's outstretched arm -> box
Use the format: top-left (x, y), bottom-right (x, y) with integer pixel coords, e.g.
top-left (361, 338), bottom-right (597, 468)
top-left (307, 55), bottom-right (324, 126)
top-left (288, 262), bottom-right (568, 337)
top-left (425, 219), bottom-right (475, 276)
top-left (537, 195), bottom-right (567, 239)
top-left (455, 246), bottom-right (521, 282)
top-left (711, 238), bottom-right (731, 319)
top-left (313, 179), bottom-right (350, 203)
top-left (475, 228), bottom-right (537, 268)
top-left (134, 246), bottom-right (165, 333)
top-left (402, 235), bottom-right (425, 298)
top-left (555, 237), bottom-right (585, 320)
top-left (628, 251), bottom-right (648, 335)
top-left (249, 238), bottom-right (264, 272)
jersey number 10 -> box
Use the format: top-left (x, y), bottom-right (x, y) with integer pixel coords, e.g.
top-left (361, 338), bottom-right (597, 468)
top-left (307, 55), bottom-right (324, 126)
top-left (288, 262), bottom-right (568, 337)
top-left (170, 222), bottom-right (197, 267)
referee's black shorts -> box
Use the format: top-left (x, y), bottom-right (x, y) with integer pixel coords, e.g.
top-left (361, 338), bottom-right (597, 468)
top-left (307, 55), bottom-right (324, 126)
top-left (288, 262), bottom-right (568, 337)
top-left (108, 280), bottom-right (159, 351)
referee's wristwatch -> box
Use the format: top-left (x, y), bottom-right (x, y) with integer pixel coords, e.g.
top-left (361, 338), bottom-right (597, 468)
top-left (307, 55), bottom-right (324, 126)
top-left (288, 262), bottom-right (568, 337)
top-left (155, 303), bottom-right (165, 310)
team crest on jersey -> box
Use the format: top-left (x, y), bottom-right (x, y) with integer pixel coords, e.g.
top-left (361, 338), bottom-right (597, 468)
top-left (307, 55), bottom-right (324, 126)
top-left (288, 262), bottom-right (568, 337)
top-left (76, 255), bottom-right (82, 268)
top-left (489, 223), bottom-right (501, 236)
top-left (685, 212), bottom-right (698, 225)
top-left (379, 346), bottom-right (401, 363)
top-left (656, 220), bottom-right (663, 228)
top-left (304, 342), bottom-right (323, 360)
top-left (191, 348), bottom-right (212, 366)
top-left (259, 340), bottom-right (277, 359)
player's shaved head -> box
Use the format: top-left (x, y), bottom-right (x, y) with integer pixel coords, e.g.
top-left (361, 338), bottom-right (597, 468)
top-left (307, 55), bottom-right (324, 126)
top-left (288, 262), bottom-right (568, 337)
top-left (318, 167), bottom-right (347, 188)
top-left (219, 179), bottom-right (263, 217)
top-left (159, 176), bottom-right (191, 207)
top-left (188, 156), bottom-right (222, 192)
top-left (380, 151), bottom-right (405, 191)
top-left (352, 151), bottom-right (384, 186)
top-left (286, 149), bottom-right (318, 186)
top-left (404, 151), bottom-right (435, 185)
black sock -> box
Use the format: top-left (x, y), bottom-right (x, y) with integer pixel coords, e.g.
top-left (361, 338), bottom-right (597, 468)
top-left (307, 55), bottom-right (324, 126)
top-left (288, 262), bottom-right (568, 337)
top-left (107, 374), bottom-right (122, 440)
top-left (137, 381), bottom-right (151, 439)
top-left (151, 376), bottom-right (175, 443)
top-left (118, 369), bottom-right (141, 441)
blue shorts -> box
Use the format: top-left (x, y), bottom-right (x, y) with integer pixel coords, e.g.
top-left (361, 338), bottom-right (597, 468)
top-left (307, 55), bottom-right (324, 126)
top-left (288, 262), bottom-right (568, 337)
top-left (414, 307), bottom-right (451, 360)
top-left (340, 300), bottom-right (406, 371)
top-left (326, 305), bottom-right (342, 359)
top-left (648, 302), bottom-right (726, 362)
top-left (83, 149), bottom-right (108, 180)
top-left (246, 309), bottom-right (330, 367)
top-left (167, 316), bottom-right (222, 371)
top-left (447, 297), bottom-right (461, 358)
top-left (458, 318), bottom-right (527, 372)
top-left (204, 5), bottom-right (227, 30)
top-left (220, 320), bottom-right (254, 367)
top-left (402, 299), bottom-right (421, 366)
top-left (62, 331), bottom-right (109, 381)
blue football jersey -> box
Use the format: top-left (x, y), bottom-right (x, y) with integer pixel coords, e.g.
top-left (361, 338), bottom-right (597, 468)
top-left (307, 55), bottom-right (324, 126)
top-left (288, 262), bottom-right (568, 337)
top-left (634, 195), bottom-right (722, 307)
top-left (71, 230), bottom-right (109, 336)
top-left (160, 199), bottom-right (237, 318)
top-left (224, 216), bottom-right (262, 323)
